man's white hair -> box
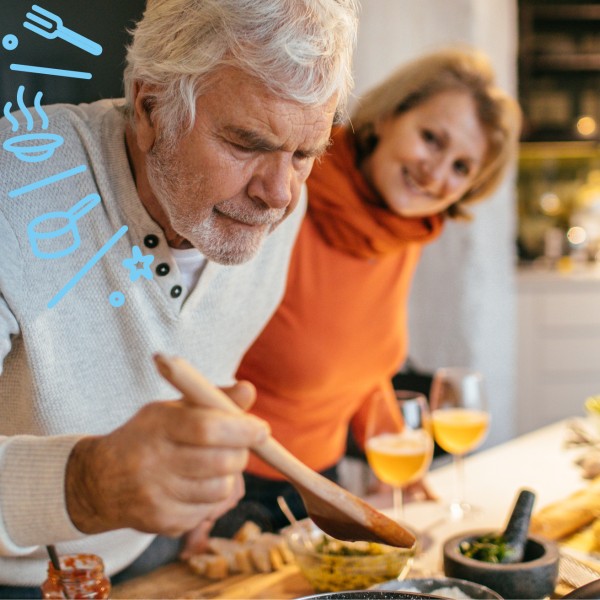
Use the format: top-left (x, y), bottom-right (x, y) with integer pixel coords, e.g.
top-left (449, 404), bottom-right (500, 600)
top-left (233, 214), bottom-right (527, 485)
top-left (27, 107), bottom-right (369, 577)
top-left (123, 0), bottom-right (358, 137)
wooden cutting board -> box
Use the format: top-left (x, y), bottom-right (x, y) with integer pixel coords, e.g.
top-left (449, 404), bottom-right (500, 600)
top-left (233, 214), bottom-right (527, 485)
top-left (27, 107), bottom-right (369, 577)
top-left (111, 562), bottom-right (314, 599)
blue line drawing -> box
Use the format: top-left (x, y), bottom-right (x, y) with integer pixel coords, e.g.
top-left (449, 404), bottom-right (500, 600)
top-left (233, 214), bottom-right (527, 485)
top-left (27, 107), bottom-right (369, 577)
top-left (109, 291), bottom-right (125, 307)
top-left (10, 64), bottom-right (92, 79)
top-left (5, 85), bottom-right (49, 131)
top-left (9, 165), bottom-right (87, 198)
top-left (2, 34), bottom-right (18, 51)
top-left (3, 103), bottom-right (19, 131)
top-left (24, 5), bottom-right (103, 56)
top-left (17, 85), bottom-right (34, 131)
top-left (2, 87), bottom-right (61, 163)
top-left (28, 193), bottom-right (101, 259)
top-left (33, 91), bottom-right (49, 129)
top-left (122, 246), bottom-right (154, 282)
top-left (47, 225), bottom-right (129, 309)
top-left (3, 133), bottom-right (63, 162)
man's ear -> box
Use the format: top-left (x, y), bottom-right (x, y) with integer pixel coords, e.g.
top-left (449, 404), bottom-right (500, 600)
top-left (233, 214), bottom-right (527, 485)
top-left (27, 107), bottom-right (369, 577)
top-left (131, 81), bottom-right (158, 153)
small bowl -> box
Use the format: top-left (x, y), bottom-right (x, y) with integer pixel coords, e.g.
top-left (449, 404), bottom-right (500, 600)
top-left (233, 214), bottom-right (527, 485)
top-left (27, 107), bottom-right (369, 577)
top-left (443, 530), bottom-right (559, 600)
top-left (283, 519), bottom-right (416, 593)
top-left (373, 576), bottom-right (503, 599)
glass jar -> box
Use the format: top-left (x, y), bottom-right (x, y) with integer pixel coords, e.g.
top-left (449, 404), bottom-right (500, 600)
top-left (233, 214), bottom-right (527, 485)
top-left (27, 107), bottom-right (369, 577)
top-left (41, 553), bottom-right (111, 599)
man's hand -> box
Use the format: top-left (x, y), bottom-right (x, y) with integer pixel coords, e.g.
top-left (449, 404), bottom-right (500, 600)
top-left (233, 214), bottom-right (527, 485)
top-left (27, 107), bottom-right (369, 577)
top-left (179, 474), bottom-right (245, 558)
top-left (65, 380), bottom-right (266, 537)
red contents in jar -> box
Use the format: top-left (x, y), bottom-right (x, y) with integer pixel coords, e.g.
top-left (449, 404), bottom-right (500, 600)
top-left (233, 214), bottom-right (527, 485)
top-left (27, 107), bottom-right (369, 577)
top-left (41, 553), bottom-right (111, 599)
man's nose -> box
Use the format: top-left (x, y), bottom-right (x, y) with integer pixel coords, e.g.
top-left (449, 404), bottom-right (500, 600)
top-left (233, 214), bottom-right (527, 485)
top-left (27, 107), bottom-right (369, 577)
top-left (247, 155), bottom-right (294, 210)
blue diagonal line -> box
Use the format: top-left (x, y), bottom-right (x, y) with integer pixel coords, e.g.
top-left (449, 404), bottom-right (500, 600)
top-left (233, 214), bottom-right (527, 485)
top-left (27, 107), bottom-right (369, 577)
top-left (47, 225), bottom-right (129, 308)
top-left (9, 165), bottom-right (87, 198)
top-left (10, 64), bottom-right (92, 80)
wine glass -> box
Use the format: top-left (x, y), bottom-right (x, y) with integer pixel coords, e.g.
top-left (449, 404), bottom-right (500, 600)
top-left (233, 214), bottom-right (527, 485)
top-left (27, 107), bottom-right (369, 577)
top-left (365, 390), bottom-right (434, 522)
top-left (429, 367), bottom-right (490, 520)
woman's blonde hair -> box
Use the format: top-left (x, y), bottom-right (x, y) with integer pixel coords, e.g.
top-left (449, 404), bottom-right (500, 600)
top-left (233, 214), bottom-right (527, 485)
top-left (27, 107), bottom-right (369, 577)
top-left (123, 0), bottom-right (358, 142)
top-left (351, 48), bottom-right (522, 219)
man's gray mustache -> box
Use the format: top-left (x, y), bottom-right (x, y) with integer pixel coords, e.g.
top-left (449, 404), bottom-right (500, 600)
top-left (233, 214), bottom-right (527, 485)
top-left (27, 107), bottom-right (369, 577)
top-left (215, 207), bottom-right (286, 226)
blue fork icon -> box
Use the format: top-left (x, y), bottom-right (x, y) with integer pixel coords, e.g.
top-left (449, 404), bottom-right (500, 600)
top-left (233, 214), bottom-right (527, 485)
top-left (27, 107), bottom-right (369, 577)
top-left (23, 5), bottom-right (103, 56)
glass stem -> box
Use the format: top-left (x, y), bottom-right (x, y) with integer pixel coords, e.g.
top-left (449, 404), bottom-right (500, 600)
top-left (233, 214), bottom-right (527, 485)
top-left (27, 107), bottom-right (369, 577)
top-left (453, 453), bottom-right (465, 506)
top-left (392, 486), bottom-right (404, 522)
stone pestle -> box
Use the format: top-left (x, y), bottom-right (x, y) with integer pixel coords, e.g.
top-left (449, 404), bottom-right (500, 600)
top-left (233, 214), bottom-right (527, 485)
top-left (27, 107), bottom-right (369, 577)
top-left (501, 488), bottom-right (536, 563)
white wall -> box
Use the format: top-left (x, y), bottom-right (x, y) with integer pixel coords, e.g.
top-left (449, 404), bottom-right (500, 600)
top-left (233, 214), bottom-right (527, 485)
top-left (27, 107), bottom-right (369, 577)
top-left (352, 0), bottom-right (519, 447)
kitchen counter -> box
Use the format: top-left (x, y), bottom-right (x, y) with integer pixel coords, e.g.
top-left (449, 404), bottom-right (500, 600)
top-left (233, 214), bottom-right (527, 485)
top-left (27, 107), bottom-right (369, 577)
top-left (518, 262), bottom-right (600, 285)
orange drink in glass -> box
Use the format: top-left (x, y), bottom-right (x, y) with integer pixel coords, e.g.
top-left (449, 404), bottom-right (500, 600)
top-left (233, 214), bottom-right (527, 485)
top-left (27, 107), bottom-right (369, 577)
top-left (365, 391), bottom-right (433, 521)
top-left (430, 368), bottom-right (489, 520)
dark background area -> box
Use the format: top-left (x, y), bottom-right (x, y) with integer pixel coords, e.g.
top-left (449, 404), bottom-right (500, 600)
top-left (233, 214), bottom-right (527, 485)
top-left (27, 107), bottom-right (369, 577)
top-left (0, 0), bottom-right (146, 107)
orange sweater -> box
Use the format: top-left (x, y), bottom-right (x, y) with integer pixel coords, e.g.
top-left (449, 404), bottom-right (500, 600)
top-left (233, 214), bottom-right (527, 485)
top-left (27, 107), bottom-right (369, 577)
top-left (237, 127), bottom-right (442, 479)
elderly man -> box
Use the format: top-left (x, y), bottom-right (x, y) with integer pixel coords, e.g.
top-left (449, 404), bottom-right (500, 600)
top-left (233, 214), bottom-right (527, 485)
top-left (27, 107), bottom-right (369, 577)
top-left (0, 0), bottom-right (357, 591)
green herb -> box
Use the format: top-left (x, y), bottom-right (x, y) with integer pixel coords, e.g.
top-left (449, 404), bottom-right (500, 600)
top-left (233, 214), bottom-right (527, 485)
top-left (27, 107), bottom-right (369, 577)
top-left (459, 532), bottom-right (515, 563)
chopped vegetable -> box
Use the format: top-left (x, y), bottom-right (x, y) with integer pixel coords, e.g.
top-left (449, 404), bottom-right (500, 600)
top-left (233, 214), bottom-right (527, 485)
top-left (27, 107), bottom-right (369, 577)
top-left (459, 532), bottom-right (515, 563)
top-left (314, 535), bottom-right (386, 556)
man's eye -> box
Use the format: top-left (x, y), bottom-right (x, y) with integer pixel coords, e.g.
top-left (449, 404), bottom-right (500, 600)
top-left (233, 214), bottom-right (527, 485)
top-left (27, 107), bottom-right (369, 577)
top-left (293, 152), bottom-right (311, 163)
top-left (231, 143), bottom-right (255, 153)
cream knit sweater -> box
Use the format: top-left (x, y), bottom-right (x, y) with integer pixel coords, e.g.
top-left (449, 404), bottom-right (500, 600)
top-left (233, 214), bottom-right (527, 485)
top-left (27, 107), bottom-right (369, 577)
top-left (0, 100), bottom-right (304, 584)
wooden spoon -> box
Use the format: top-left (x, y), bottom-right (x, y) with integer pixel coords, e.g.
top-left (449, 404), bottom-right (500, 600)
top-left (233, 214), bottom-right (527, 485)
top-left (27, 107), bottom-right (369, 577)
top-left (153, 353), bottom-right (416, 548)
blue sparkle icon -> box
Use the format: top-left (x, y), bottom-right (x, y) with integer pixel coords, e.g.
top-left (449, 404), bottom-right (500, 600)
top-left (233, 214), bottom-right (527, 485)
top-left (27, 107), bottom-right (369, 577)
top-left (123, 245), bottom-right (154, 282)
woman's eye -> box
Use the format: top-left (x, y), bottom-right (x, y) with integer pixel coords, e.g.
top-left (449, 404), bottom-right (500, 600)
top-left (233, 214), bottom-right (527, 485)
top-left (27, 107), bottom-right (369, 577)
top-left (454, 160), bottom-right (470, 176)
top-left (422, 129), bottom-right (437, 144)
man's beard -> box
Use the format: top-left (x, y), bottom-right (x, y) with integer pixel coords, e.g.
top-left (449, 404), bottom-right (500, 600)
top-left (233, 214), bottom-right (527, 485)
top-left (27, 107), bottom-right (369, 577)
top-left (145, 140), bottom-right (287, 265)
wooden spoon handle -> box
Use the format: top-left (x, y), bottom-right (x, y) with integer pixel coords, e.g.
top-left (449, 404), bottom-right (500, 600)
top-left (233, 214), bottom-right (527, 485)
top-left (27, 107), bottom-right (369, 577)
top-left (154, 353), bottom-right (244, 414)
top-left (153, 354), bottom-right (319, 489)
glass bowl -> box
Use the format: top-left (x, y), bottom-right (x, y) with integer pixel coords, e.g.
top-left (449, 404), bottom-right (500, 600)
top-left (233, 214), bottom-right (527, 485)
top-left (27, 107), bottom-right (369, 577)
top-left (282, 519), bottom-right (417, 593)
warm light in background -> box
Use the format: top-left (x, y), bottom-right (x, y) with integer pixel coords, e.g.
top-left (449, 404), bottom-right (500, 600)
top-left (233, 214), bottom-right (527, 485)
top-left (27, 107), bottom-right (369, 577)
top-left (539, 192), bottom-right (561, 216)
top-left (576, 116), bottom-right (597, 137)
top-left (567, 226), bottom-right (587, 245)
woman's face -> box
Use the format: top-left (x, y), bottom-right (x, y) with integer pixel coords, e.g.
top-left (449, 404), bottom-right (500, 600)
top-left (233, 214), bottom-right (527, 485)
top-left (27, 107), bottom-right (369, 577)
top-left (362, 89), bottom-right (488, 218)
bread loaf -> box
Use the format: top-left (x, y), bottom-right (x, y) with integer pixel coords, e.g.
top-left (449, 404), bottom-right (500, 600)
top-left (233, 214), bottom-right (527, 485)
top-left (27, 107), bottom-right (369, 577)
top-left (530, 475), bottom-right (600, 540)
top-left (186, 521), bottom-right (294, 580)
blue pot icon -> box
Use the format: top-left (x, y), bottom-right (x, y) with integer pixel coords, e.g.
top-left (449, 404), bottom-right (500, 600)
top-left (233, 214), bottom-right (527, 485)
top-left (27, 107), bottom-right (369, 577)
top-left (28, 193), bottom-right (101, 259)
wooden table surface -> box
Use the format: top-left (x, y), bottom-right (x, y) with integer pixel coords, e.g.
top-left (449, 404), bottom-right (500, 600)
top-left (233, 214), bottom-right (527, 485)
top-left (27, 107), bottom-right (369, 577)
top-left (111, 562), bottom-right (314, 599)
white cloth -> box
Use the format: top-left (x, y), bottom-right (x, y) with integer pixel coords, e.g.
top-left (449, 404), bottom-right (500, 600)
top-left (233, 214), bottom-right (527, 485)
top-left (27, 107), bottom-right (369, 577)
top-left (0, 99), bottom-right (305, 584)
top-left (169, 247), bottom-right (207, 300)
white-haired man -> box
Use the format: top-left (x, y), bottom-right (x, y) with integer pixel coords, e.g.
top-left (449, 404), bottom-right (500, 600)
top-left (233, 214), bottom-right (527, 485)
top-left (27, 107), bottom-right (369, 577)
top-left (0, 0), bottom-right (358, 590)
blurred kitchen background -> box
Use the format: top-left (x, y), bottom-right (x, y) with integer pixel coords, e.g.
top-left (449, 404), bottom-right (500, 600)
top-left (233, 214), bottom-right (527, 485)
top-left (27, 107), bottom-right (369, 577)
top-left (2, 0), bottom-right (598, 450)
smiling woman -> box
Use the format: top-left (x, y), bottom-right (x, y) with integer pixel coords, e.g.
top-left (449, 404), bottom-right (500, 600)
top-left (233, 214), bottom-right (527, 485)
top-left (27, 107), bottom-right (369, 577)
top-left (360, 89), bottom-right (489, 218)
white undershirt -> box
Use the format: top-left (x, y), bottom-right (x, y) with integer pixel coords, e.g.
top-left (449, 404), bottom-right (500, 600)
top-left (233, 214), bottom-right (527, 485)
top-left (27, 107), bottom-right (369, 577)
top-left (169, 246), bottom-right (207, 299)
